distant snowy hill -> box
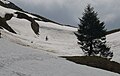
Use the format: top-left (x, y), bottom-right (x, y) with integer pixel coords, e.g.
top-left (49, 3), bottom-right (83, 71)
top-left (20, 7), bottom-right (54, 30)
top-left (0, 3), bottom-right (81, 56)
top-left (0, 0), bottom-right (64, 25)
top-left (0, 0), bottom-right (23, 11)
top-left (0, 0), bottom-right (120, 76)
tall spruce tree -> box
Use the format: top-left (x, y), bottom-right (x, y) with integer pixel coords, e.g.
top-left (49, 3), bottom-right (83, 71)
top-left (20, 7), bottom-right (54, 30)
top-left (75, 5), bottom-right (113, 58)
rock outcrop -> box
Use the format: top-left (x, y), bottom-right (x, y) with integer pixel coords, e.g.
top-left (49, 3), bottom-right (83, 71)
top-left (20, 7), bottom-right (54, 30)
top-left (15, 12), bottom-right (40, 35)
top-left (0, 14), bottom-right (16, 34)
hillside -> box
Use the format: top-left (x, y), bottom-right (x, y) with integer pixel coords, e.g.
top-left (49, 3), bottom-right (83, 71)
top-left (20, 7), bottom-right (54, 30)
top-left (0, 0), bottom-right (63, 25)
top-left (0, 0), bottom-right (120, 76)
top-left (1, 36), bottom-right (120, 76)
top-left (0, 0), bottom-right (23, 11)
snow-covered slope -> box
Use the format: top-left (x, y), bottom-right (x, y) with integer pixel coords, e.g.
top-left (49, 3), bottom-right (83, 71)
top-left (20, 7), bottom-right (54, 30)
top-left (107, 31), bottom-right (120, 63)
top-left (0, 5), bottom-right (15, 18)
top-left (0, 0), bottom-right (10, 4)
top-left (0, 2), bottom-right (120, 59)
top-left (0, 4), bottom-right (82, 56)
top-left (0, 1), bottom-right (120, 76)
top-left (5, 17), bottom-right (82, 55)
top-left (0, 38), bottom-right (119, 76)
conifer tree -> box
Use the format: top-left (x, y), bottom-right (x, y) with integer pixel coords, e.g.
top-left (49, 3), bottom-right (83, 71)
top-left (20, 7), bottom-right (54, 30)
top-left (75, 5), bottom-right (113, 58)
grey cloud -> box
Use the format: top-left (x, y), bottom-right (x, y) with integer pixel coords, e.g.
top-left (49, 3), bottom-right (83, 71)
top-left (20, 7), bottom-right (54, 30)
top-left (9, 0), bottom-right (120, 29)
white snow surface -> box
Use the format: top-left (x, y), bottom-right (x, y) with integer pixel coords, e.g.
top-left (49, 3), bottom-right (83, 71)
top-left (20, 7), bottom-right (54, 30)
top-left (6, 17), bottom-right (82, 56)
top-left (0, 0), bottom-right (10, 4)
top-left (0, 6), bottom-right (15, 18)
top-left (107, 31), bottom-right (120, 63)
top-left (0, 38), bottom-right (119, 76)
top-left (0, 4), bottom-right (120, 76)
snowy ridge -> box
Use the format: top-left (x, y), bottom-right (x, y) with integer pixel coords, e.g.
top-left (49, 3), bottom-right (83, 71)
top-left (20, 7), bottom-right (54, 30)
top-left (0, 5), bottom-right (15, 18)
top-left (0, 0), bottom-right (10, 4)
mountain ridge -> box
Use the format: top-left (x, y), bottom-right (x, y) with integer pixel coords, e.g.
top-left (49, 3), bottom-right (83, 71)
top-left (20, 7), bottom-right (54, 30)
top-left (0, 0), bottom-right (78, 28)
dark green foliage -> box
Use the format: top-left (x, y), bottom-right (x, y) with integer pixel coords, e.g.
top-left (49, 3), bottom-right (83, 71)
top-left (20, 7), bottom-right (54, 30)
top-left (75, 5), bottom-right (113, 58)
top-left (62, 56), bottom-right (120, 74)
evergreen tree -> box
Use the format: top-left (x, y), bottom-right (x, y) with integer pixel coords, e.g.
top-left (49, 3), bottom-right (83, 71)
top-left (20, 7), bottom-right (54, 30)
top-left (75, 5), bottom-right (113, 58)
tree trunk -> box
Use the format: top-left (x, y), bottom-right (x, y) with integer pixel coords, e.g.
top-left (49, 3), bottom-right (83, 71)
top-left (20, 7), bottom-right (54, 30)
top-left (89, 41), bottom-right (93, 56)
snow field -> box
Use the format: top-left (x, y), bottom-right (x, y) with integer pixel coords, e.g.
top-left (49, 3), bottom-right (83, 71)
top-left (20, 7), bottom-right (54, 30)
top-left (0, 4), bottom-right (120, 76)
top-left (0, 38), bottom-right (119, 76)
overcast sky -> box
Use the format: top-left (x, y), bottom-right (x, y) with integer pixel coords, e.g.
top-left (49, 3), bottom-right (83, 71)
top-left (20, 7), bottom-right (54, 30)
top-left (9, 0), bottom-right (120, 30)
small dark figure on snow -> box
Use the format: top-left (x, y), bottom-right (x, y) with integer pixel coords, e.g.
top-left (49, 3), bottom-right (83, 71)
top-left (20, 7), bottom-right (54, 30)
top-left (45, 36), bottom-right (48, 41)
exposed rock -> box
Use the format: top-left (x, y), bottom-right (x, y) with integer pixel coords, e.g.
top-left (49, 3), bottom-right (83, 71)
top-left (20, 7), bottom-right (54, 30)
top-left (4, 13), bottom-right (13, 21)
top-left (15, 12), bottom-right (39, 35)
top-left (0, 0), bottom-right (24, 11)
top-left (0, 26), bottom-right (3, 29)
top-left (15, 12), bottom-right (32, 21)
top-left (0, 16), bottom-right (16, 34)
top-left (31, 20), bottom-right (39, 35)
